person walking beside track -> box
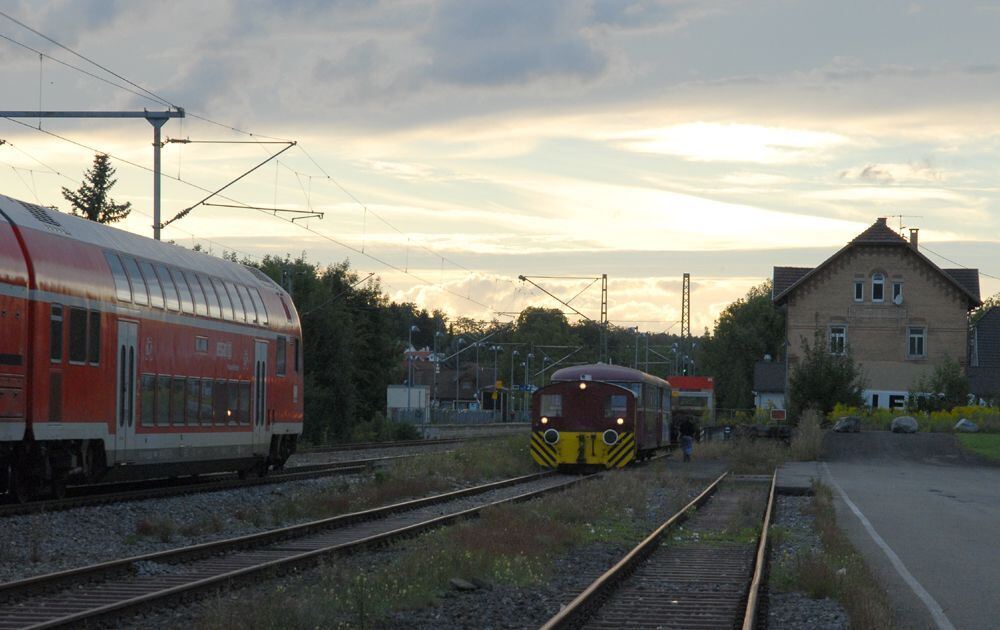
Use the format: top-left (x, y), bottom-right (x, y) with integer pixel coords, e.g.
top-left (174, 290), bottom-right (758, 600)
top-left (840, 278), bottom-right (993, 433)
top-left (679, 418), bottom-right (695, 462)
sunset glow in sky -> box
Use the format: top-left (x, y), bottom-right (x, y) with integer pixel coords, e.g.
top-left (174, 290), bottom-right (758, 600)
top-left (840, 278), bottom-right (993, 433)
top-left (2, 1), bottom-right (1000, 333)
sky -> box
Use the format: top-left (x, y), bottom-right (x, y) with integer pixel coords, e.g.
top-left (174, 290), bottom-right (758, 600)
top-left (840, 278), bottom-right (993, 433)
top-left (2, 0), bottom-right (1000, 334)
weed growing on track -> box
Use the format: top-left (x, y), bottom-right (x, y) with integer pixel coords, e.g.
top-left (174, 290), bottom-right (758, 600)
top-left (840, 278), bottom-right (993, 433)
top-left (696, 411), bottom-right (824, 472)
top-left (197, 464), bottom-right (694, 630)
top-left (770, 481), bottom-right (894, 630)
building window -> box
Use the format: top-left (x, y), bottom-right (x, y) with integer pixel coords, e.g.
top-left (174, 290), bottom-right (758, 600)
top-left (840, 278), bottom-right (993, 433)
top-left (892, 281), bottom-right (903, 304)
top-left (872, 273), bottom-right (885, 302)
top-left (854, 280), bottom-right (863, 302)
top-left (829, 326), bottom-right (847, 355)
top-left (908, 327), bottom-right (926, 358)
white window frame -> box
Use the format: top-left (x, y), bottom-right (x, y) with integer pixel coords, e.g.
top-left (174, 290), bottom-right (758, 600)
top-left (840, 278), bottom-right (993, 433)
top-left (892, 281), bottom-right (903, 303)
top-left (829, 325), bottom-right (847, 355)
top-left (853, 280), bottom-right (863, 302)
top-left (907, 326), bottom-right (926, 358)
top-left (872, 273), bottom-right (885, 303)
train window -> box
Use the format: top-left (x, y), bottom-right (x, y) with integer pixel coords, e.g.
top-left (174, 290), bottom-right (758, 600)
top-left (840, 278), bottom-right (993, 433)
top-left (214, 379), bottom-right (229, 425)
top-left (184, 271), bottom-right (208, 316)
top-left (69, 307), bottom-right (88, 363)
top-left (195, 336), bottom-right (208, 353)
top-left (294, 338), bottom-right (300, 372)
top-left (199, 379), bottom-right (213, 425)
top-left (140, 373), bottom-right (156, 427)
top-left (276, 336), bottom-right (287, 376)
top-left (139, 261), bottom-right (165, 309)
top-left (88, 311), bottom-right (100, 364)
top-left (540, 394), bottom-right (563, 417)
top-left (198, 274), bottom-right (221, 319)
top-left (171, 377), bottom-right (186, 425)
top-left (156, 375), bottom-right (171, 426)
top-left (238, 381), bottom-right (251, 425)
top-left (250, 288), bottom-right (268, 326)
top-left (238, 285), bottom-right (258, 324)
top-left (50, 305), bottom-right (63, 362)
top-left (224, 282), bottom-right (246, 322)
top-left (170, 268), bottom-right (194, 314)
top-left (121, 256), bottom-right (149, 306)
top-left (185, 379), bottom-right (201, 426)
top-left (279, 296), bottom-right (292, 321)
top-left (104, 252), bottom-right (133, 302)
top-left (212, 278), bottom-right (234, 320)
top-left (604, 395), bottom-right (628, 417)
top-left (154, 265), bottom-right (180, 311)
top-left (226, 381), bottom-right (239, 425)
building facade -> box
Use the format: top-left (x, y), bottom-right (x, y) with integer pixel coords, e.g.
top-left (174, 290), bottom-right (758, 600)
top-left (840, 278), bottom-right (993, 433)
top-left (773, 218), bottom-right (980, 409)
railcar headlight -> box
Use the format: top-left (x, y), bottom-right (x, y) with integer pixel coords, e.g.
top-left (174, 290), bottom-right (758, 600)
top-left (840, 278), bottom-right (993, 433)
top-left (616, 417), bottom-right (624, 425)
top-left (540, 417), bottom-right (548, 425)
top-left (602, 430), bottom-right (619, 446)
top-left (579, 382), bottom-right (587, 390)
top-left (543, 429), bottom-right (560, 445)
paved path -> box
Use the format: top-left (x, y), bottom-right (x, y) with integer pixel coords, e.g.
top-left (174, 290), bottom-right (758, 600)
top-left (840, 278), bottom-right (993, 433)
top-left (806, 432), bottom-right (1000, 630)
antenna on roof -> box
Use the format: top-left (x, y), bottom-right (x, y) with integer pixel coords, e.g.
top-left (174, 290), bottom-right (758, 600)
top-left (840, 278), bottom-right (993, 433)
top-left (890, 214), bottom-right (923, 233)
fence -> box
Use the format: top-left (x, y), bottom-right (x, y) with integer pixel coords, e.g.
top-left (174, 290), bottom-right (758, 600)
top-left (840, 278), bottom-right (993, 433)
top-left (390, 408), bottom-right (530, 425)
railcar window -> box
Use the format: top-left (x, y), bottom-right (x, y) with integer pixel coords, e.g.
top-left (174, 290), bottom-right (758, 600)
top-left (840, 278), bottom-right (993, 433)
top-left (226, 381), bottom-right (239, 425)
top-left (50, 305), bottom-right (63, 362)
top-left (185, 379), bottom-right (200, 426)
top-left (212, 278), bottom-right (234, 320)
top-left (139, 261), bottom-right (165, 309)
top-left (171, 377), bottom-right (186, 425)
top-left (69, 307), bottom-right (88, 363)
top-left (238, 381), bottom-right (251, 425)
top-left (184, 271), bottom-right (208, 316)
top-left (540, 394), bottom-right (563, 417)
top-left (104, 252), bottom-right (132, 302)
top-left (294, 338), bottom-right (300, 372)
top-left (250, 288), bottom-right (268, 326)
top-left (214, 379), bottom-right (229, 425)
top-left (605, 395), bottom-right (628, 417)
top-left (196, 274), bottom-right (220, 318)
top-left (224, 281), bottom-right (246, 322)
top-left (121, 257), bottom-right (149, 306)
top-left (237, 285), bottom-right (257, 324)
top-left (195, 336), bottom-right (208, 353)
top-left (154, 265), bottom-right (180, 311)
top-left (199, 379), bottom-right (213, 425)
top-left (140, 373), bottom-right (156, 427)
top-left (279, 296), bottom-right (292, 321)
top-left (170, 268), bottom-right (194, 314)
top-left (156, 375), bottom-right (171, 425)
top-left (662, 390), bottom-right (671, 414)
top-left (88, 311), bottom-right (100, 364)
top-left (276, 336), bottom-right (287, 376)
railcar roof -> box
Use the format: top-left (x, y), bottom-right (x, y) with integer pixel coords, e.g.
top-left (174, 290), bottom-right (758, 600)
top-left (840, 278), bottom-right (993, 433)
top-left (0, 192), bottom-right (280, 290)
top-left (551, 363), bottom-right (670, 388)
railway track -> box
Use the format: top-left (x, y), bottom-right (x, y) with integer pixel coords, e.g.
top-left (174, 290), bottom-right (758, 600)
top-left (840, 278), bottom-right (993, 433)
top-left (0, 470), bottom-right (586, 629)
top-left (299, 436), bottom-right (470, 453)
top-left (0, 457), bottom-right (402, 518)
top-left (542, 471), bottom-right (777, 630)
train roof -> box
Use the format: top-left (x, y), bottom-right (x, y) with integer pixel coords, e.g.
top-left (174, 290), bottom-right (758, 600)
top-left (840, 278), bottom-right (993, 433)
top-left (550, 363), bottom-right (670, 388)
top-left (0, 192), bottom-right (280, 291)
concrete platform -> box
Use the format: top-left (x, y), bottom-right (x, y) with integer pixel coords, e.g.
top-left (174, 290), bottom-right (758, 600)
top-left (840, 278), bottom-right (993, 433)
top-left (775, 460), bottom-right (822, 495)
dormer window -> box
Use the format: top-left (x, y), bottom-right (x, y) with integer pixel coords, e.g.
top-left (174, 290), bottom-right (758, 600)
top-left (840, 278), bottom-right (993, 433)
top-left (872, 273), bottom-right (885, 302)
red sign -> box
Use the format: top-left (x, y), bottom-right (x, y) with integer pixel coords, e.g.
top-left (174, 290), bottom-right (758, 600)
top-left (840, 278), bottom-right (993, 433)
top-left (770, 409), bottom-right (786, 421)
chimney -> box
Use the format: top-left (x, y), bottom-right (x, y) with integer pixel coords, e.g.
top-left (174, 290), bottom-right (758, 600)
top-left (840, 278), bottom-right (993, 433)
top-left (909, 228), bottom-right (919, 250)
top-left (876, 217), bottom-right (887, 226)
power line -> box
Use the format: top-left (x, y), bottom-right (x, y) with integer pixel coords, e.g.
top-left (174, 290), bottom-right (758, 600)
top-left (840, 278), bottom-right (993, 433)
top-left (921, 245), bottom-right (1000, 282)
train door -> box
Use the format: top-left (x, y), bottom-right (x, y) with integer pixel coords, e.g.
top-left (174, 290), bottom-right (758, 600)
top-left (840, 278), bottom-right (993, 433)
top-left (114, 321), bottom-right (138, 463)
top-left (252, 340), bottom-right (268, 451)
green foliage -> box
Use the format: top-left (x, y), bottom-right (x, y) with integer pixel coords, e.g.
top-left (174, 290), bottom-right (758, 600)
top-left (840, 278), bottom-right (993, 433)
top-left (700, 280), bottom-right (785, 409)
top-left (61, 153), bottom-right (132, 224)
top-left (957, 434), bottom-right (1000, 460)
top-left (908, 356), bottom-right (970, 412)
top-left (350, 412), bottom-right (420, 442)
top-left (787, 333), bottom-right (865, 420)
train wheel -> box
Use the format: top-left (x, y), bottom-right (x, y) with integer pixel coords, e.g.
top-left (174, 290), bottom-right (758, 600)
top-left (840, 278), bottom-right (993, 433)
top-left (8, 466), bottom-right (34, 504)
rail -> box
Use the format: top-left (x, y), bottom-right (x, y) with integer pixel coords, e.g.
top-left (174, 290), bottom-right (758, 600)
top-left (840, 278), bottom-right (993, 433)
top-left (742, 470), bottom-right (777, 630)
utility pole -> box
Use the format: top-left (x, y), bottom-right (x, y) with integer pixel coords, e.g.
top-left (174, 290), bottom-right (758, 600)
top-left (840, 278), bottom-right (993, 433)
top-left (0, 109), bottom-right (185, 240)
top-left (681, 273), bottom-right (691, 340)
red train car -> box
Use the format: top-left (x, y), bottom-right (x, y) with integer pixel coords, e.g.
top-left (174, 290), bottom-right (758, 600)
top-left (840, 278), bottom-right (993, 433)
top-left (530, 363), bottom-right (671, 469)
top-left (0, 193), bottom-right (303, 500)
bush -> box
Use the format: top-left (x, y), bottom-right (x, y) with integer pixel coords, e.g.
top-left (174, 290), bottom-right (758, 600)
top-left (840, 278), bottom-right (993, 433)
top-left (788, 333), bottom-right (865, 421)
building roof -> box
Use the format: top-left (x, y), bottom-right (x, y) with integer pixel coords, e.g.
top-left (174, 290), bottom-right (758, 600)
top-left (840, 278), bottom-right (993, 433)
top-left (972, 307), bottom-right (1000, 370)
top-left (773, 217), bottom-right (980, 308)
top-left (753, 360), bottom-right (786, 393)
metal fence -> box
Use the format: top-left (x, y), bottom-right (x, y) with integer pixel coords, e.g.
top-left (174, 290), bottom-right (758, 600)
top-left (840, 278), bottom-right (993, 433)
top-left (390, 408), bottom-right (530, 425)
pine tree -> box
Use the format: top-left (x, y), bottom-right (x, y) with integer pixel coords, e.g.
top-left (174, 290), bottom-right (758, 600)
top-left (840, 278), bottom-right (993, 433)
top-left (61, 153), bottom-right (132, 224)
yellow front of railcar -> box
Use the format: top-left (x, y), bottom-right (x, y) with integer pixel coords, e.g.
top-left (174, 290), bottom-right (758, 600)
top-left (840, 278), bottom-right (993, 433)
top-left (530, 430), bottom-right (636, 469)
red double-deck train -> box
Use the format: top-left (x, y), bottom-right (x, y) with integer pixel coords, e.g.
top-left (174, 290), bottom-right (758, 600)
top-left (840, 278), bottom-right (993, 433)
top-left (0, 192), bottom-right (303, 501)
top-left (530, 364), bottom-right (674, 470)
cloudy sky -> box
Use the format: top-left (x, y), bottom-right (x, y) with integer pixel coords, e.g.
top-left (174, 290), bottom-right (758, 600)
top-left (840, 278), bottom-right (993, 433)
top-left (2, 0), bottom-right (1000, 333)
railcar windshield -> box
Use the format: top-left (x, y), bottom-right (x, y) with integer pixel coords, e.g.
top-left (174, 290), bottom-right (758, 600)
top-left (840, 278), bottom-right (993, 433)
top-left (540, 394), bottom-right (563, 417)
top-left (604, 394), bottom-right (628, 417)
top-left (608, 382), bottom-right (641, 397)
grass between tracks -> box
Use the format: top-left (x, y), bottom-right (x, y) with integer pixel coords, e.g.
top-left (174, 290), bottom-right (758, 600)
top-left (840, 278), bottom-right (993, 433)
top-left (197, 460), bottom-right (694, 630)
top-left (770, 481), bottom-right (895, 630)
top-left (130, 435), bottom-right (537, 543)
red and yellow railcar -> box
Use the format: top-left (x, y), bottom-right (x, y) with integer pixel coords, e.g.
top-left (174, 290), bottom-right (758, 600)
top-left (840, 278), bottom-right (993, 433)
top-left (0, 193), bottom-right (303, 500)
top-left (530, 364), bottom-right (671, 470)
